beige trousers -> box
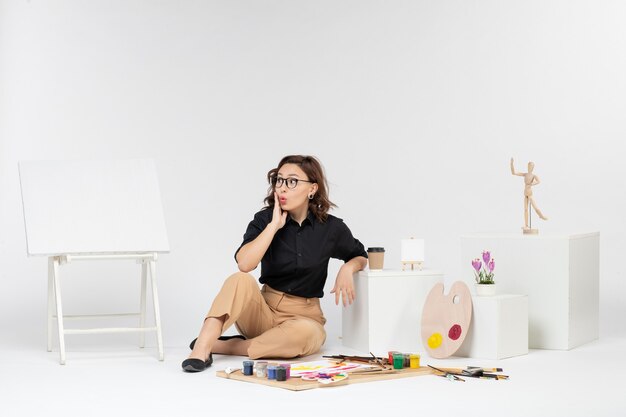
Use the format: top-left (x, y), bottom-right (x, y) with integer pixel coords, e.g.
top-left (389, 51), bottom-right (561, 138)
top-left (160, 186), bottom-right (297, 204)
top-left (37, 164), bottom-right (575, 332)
top-left (206, 272), bottom-right (327, 359)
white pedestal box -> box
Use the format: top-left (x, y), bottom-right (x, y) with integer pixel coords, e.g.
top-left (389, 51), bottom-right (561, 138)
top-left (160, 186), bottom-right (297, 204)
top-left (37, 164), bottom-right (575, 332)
top-left (461, 232), bottom-right (599, 350)
top-left (457, 295), bottom-right (528, 360)
top-left (342, 269), bottom-right (443, 355)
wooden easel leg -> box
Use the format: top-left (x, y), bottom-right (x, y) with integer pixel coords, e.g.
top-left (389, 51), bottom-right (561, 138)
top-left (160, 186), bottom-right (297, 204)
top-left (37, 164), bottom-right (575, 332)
top-left (139, 261), bottom-right (147, 349)
top-left (51, 257), bottom-right (66, 365)
top-left (148, 260), bottom-right (164, 361)
top-left (47, 258), bottom-right (54, 352)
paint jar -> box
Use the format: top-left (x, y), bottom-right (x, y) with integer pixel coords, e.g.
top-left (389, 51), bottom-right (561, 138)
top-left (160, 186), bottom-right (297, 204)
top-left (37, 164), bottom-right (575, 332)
top-left (267, 364), bottom-right (277, 380)
top-left (388, 351), bottom-right (400, 365)
top-left (409, 354), bottom-right (420, 369)
top-left (243, 360), bottom-right (254, 376)
top-left (393, 353), bottom-right (404, 369)
top-left (279, 363), bottom-right (291, 379)
top-left (276, 366), bottom-right (287, 381)
top-left (403, 354), bottom-right (411, 368)
top-left (255, 361), bottom-right (268, 378)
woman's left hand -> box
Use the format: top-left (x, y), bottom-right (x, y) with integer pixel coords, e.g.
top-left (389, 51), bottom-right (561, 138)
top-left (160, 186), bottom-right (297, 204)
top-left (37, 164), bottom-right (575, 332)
top-left (331, 266), bottom-right (355, 307)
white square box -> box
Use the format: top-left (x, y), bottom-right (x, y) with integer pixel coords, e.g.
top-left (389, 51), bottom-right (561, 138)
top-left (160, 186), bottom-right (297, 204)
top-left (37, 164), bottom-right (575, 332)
top-left (457, 294), bottom-right (528, 360)
top-left (342, 269), bottom-right (443, 355)
top-left (461, 232), bottom-right (599, 350)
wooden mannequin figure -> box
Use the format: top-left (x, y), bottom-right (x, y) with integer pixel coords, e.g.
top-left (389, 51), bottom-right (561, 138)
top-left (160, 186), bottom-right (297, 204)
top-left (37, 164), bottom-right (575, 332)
top-left (510, 158), bottom-right (548, 234)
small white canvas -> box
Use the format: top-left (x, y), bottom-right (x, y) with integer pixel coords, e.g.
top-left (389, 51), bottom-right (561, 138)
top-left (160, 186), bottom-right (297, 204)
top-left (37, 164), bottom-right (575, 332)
top-left (19, 159), bottom-right (170, 256)
top-left (400, 238), bottom-right (424, 262)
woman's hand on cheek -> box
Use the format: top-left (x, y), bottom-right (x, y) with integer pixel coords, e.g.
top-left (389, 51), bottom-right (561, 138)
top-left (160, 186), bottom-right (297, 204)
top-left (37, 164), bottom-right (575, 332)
top-left (270, 192), bottom-right (287, 231)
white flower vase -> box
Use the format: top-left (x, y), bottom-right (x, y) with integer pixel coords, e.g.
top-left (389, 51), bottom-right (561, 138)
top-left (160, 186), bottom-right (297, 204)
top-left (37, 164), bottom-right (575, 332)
top-left (475, 283), bottom-right (496, 296)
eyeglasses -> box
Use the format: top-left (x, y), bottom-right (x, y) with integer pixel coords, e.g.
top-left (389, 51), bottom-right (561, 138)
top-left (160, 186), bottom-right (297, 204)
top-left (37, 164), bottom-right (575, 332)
top-left (271, 177), bottom-right (314, 189)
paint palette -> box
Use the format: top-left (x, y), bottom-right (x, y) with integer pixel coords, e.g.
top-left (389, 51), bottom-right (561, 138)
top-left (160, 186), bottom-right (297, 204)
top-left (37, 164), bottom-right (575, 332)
top-left (420, 281), bottom-right (472, 359)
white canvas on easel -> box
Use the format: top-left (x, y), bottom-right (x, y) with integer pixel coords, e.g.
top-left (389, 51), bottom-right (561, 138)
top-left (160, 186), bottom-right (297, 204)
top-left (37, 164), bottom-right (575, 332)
top-left (19, 158), bottom-right (170, 364)
top-left (20, 159), bottom-right (169, 256)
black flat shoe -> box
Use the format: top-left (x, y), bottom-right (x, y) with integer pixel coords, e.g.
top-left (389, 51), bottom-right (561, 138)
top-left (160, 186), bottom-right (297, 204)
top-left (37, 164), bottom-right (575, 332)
top-left (189, 334), bottom-right (246, 350)
top-left (182, 353), bottom-right (213, 372)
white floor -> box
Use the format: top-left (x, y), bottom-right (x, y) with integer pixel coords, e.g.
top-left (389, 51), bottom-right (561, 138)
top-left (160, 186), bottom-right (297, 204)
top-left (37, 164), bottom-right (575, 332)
top-left (2, 337), bottom-right (625, 417)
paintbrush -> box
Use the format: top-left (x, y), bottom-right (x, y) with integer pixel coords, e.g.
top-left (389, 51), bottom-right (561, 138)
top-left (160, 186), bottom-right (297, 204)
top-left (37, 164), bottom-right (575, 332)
top-left (323, 354), bottom-right (388, 369)
top-left (349, 368), bottom-right (398, 375)
top-left (434, 367), bottom-right (509, 380)
top-left (428, 365), bottom-right (465, 382)
top-left (479, 373), bottom-right (509, 380)
top-left (467, 366), bottom-right (504, 373)
top-left (436, 367), bottom-right (506, 374)
top-left (369, 351), bottom-right (388, 369)
top-left (433, 367), bottom-right (480, 376)
top-left (323, 354), bottom-right (384, 364)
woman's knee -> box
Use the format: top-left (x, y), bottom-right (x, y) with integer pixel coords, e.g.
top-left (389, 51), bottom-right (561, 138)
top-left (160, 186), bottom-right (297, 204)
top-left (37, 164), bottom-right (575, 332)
top-left (284, 320), bottom-right (326, 355)
top-left (247, 320), bottom-right (326, 359)
top-left (224, 271), bottom-right (257, 288)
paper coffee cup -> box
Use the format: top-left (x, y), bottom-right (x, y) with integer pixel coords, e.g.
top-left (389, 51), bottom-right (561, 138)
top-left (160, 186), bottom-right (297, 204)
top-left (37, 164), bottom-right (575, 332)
top-left (367, 247), bottom-right (385, 270)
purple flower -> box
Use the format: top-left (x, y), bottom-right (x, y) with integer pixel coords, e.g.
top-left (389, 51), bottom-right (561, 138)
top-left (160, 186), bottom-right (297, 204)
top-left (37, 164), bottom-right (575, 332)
top-left (482, 250), bottom-right (491, 264)
top-left (488, 258), bottom-right (495, 273)
top-left (472, 259), bottom-right (482, 272)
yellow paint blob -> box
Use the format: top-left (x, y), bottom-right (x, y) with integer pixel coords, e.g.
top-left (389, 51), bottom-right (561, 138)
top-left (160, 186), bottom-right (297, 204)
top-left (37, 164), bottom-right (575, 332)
top-left (427, 333), bottom-right (443, 349)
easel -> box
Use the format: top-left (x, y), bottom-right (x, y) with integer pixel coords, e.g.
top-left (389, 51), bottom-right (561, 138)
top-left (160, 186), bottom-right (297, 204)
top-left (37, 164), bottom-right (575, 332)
top-left (47, 253), bottom-right (163, 365)
top-left (20, 159), bottom-right (170, 364)
top-left (401, 238), bottom-right (424, 270)
top-left (401, 261), bottom-right (423, 271)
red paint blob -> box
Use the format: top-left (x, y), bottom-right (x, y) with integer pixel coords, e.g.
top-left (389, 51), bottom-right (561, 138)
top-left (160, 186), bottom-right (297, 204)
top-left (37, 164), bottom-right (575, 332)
top-left (448, 324), bottom-right (462, 340)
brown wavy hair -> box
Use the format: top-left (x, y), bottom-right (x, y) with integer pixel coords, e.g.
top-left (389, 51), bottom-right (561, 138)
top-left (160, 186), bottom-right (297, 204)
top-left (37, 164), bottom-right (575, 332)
top-left (264, 155), bottom-right (336, 222)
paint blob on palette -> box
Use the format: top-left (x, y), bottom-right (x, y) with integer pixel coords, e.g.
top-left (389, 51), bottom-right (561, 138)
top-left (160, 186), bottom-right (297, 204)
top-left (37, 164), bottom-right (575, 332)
top-left (420, 281), bottom-right (472, 359)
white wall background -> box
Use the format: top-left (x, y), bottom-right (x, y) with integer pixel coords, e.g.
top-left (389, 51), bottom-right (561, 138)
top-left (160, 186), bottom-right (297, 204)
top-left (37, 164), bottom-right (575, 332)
top-left (1, 0), bottom-right (625, 350)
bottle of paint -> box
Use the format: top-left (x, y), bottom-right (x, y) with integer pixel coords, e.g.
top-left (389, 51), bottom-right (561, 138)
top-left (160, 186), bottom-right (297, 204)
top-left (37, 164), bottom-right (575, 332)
top-left (409, 354), bottom-right (420, 369)
top-left (243, 360), bottom-right (255, 376)
top-left (275, 366), bottom-right (287, 381)
top-left (403, 353), bottom-right (411, 368)
top-left (393, 353), bottom-right (404, 369)
top-left (267, 364), bottom-right (277, 380)
top-left (255, 361), bottom-right (268, 378)
top-left (279, 363), bottom-right (291, 379)
top-left (388, 351), bottom-right (400, 365)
